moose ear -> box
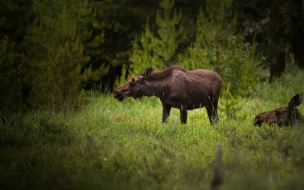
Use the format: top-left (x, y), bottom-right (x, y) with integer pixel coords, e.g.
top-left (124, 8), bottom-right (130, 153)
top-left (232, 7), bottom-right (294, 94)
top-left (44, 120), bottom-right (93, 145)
top-left (288, 92), bottom-right (303, 107)
top-left (141, 67), bottom-right (154, 77)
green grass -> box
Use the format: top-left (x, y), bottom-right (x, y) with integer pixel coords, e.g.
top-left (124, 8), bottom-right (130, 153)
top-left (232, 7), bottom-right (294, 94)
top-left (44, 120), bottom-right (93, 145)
top-left (1, 70), bottom-right (304, 189)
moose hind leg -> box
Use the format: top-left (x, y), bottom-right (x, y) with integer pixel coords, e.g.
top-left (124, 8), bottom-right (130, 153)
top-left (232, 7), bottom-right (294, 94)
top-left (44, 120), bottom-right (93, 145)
top-left (162, 104), bottom-right (171, 123)
top-left (207, 97), bottom-right (219, 124)
top-left (206, 105), bottom-right (218, 124)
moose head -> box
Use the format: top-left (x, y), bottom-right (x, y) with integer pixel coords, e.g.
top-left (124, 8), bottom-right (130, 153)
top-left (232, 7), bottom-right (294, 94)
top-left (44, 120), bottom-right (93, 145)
top-left (114, 67), bottom-right (154, 101)
top-left (254, 93), bottom-right (303, 127)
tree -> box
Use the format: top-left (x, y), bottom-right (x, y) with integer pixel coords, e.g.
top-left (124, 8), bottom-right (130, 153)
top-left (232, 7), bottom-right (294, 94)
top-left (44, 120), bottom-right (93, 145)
top-left (24, 0), bottom-right (99, 111)
top-left (183, 0), bottom-right (237, 71)
top-left (232, 0), bottom-right (304, 80)
top-left (86, 0), bottom-right (159, 91)
top-left (182, 0), bottom-right (259, 96)
top-left (290, 0), bottom-right (304, 69)
top-left (130, 0), bottom-right (186, 74)
top-left (154, 0), bottom-right (186, 65)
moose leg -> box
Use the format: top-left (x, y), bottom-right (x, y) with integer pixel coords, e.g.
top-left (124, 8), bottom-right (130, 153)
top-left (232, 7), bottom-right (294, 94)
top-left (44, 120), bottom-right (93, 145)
top-left (212, 101), bottom-right (219, 121)
top-left (206, 106), bottom-right (218, 124)
top-left (180, 105), bottom-right (188, 124)
top-left (206, 97), bottom-right (219, 124)
top-left (162, 104), bottom-right (171, 123)
top-left (206, 107), bottom-right (215, 124)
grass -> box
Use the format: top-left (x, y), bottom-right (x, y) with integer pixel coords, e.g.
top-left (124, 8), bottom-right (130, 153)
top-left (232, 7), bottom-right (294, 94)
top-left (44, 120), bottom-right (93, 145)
top-left (1, 70), bottom-right (304, 189)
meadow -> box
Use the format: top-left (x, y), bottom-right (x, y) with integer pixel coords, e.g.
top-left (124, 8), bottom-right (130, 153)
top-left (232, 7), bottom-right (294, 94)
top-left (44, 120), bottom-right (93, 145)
top-left (1, 69), bottom-right (304, 190)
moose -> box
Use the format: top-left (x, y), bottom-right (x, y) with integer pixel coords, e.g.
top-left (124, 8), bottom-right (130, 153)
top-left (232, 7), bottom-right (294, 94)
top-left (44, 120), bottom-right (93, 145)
top-left (114, 65), bottom-right (222, 124)
top-left (254, 92), bottom-right (303, 127)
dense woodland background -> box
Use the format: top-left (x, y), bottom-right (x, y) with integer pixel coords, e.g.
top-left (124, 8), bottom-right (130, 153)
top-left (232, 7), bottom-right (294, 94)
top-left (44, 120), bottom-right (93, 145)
top-left (1, 0), bottom-right (304, 112)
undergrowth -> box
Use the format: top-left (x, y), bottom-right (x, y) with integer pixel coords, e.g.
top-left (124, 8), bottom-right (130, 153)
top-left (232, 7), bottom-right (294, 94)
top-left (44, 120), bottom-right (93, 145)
top-left (1, 69), bottom-right (304, 189)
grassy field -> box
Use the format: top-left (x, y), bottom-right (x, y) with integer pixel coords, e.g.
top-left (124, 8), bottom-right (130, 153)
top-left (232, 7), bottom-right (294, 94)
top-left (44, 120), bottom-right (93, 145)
top-left (1, 71), bottom-right (304, 190)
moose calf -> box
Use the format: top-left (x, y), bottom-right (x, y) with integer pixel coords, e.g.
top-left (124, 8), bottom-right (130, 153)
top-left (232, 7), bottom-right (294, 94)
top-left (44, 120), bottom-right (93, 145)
top-left (254, 93), bottom-right (303, 127)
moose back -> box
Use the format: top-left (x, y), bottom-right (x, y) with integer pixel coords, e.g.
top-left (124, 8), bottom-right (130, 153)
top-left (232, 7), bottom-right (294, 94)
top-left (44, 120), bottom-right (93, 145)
top-left (254, 93), bottom-right (303, 127)
top-left (114, 65), bottom-right (222, 124)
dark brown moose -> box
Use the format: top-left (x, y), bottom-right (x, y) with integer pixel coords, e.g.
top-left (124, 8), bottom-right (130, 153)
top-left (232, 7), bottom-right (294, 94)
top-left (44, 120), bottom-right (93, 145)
top-left (254, 93), bottom-right (303, 127)
top-left (114, 65), bottom-right (222, 124)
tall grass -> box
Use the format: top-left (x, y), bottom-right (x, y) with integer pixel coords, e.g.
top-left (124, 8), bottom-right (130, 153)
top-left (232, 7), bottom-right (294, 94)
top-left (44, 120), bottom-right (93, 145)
top-left (1, 68), bottom-right (304, 189)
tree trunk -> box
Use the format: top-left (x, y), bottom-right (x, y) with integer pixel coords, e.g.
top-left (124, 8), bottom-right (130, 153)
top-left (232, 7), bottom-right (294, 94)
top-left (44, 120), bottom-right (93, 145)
top-left (293, 26), bottom-right (304, 68)
top-left (302, 0), bottom-right (304, 30)
top-left (270, 52), bottom-right (285, 82)
top-left (269, 2), bottom-right (286, 81)
top-left (293, 0), bottom-right (304, 68)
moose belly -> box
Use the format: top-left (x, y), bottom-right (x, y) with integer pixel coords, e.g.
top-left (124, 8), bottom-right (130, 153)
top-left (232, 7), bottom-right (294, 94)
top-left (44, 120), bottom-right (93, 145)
top-left (162, 96), bottom-right (208, 110)
top-left (170, 102), bottom-right (207, 110)
top-left (187, 103), bottom-right (206, 110)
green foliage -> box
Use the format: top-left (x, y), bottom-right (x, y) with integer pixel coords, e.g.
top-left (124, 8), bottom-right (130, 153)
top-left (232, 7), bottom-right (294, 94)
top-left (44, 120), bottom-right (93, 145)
top-left (2, 79), bottom-right (304, 189)
top-left (1, 0), bottom-right (304, 110)
top-left (130, 20), bottom-right (162, 74)
top-left (0, 111), bottom-right (72, 147)
top-left (180, 0), bottom-right (260, 97)
top-left (253, 63), bottom-right (304, 103)
top-left (181, 0), bottom-right (236, 70)
top-left (155, 0), bottom-right (186, 63)
top-left (91, 0), bottom-right (157, 68)
top-left (130, 0), bottom-right (186, 75)
top-left (219, 83), bottom-right (242, 120)
top-left (24, 0), bottom-right (98, 111)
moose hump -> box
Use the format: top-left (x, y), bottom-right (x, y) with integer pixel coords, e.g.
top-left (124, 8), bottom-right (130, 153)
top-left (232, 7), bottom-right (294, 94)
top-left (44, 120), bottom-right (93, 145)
top-left (114, 65), bottom-right (222, 124)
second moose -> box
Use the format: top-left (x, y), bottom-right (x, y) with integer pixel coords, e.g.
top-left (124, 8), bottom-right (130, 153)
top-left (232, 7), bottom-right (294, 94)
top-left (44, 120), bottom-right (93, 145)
top-left (254, 92), bottom-right (303, 127)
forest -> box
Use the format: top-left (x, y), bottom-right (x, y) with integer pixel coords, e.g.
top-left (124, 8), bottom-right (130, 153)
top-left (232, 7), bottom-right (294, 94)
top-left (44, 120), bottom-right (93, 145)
top-left (2, 0), bottom-right (304, 189)
top-left (1, 0), bottom-right (304, 112)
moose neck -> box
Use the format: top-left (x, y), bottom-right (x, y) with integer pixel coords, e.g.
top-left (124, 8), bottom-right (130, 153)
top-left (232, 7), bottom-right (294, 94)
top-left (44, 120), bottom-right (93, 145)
top-left (141, 81), bottom-right (167, 98)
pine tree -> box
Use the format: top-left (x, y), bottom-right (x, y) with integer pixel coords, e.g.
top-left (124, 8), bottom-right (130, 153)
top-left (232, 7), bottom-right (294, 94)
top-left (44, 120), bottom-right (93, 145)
top-left (24, 0), bottom-right (102, 111)
top-left (88, 0), bottom-right (158, 91)
top-left (130, 19), bottom-right (162, 73)
top-left (154, 0), bottom-right (186, 65)
top-left (130, 0), bottom-right (186, 74)
top-left (183, 0), bottom-right (237, 71)
top-left (183, 0), bottom-right (259, 97)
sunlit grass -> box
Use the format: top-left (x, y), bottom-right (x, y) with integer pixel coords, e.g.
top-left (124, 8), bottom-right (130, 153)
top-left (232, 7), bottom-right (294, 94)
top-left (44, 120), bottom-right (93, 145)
top-left (1, 70), bottom-right (304, 189)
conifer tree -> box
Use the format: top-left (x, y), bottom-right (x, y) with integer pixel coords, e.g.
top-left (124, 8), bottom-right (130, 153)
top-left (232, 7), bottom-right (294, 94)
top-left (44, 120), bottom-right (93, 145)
top-left (155, 0), bottom-right (186, 65)
top-left (182, 0), bottom-right (237, 71)
top-left (89, 0), bottom-right (158, 91)
top-left (24, 0), bottom-right (103, 111)
top-left (183, 0), bottom-right (259, 97)
top-left (130, 0), bottom-right (186, 74)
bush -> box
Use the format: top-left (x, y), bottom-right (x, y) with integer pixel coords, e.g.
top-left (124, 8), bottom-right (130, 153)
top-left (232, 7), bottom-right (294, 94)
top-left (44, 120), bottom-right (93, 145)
top-left (253, 63), bottom-right (304, 102)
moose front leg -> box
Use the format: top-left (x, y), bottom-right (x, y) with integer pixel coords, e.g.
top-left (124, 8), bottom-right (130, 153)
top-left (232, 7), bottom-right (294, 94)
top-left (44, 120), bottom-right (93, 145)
top-left (206, 106), bottom-right (218, 124)
top-left (206, 98), bottom-right (219, 125)
top-left (180, 104), bottom-right (188, 124)
top-left (162, 104), bottom-right (171, 123)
